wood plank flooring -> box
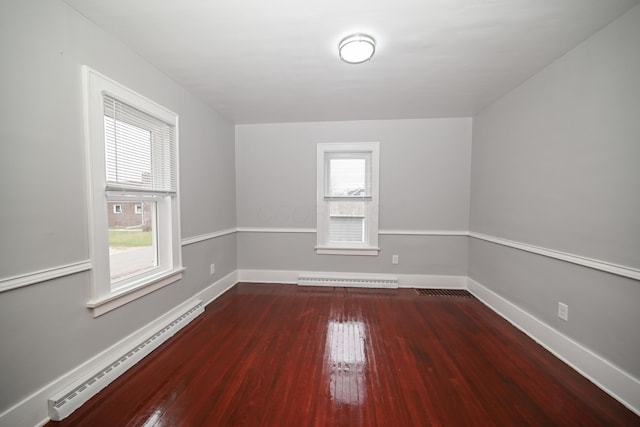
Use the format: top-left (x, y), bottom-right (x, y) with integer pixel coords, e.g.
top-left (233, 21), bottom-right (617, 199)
top-left (49, 283), bottom-right (639, 426)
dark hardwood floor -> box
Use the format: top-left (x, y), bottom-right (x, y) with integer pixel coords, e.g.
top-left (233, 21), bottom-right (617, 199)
top-left (49, 283), bottom-right (639, 426)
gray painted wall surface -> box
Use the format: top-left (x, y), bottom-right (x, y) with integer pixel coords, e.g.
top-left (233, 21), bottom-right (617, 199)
top-left (238, 233), bottom-right (468, 276)
top-left (235, 119), bottom-right (472, 274)
top-left (470, 4), bottom-right (640, 268)
top-left (469, 239), bottom-right (640, 377)
top-left (469, 5), bottom-right (640, 378)
top-left (236, 119), bottom-right (472, 230)
top-left (0, 0), bottom-right (237, 413)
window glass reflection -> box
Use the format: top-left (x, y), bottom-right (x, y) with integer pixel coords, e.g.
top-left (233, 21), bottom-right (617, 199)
top-left (325, 320), bottom-right (367, 405)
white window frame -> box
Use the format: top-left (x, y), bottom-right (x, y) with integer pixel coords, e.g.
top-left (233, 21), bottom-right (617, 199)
top-left (113, 204), bottom-right (122, 214)
top-left (135, 204), bottom-right (142, 214)
top-left (316, 142), bottom-right (380, 256)
top-left (82, 66), bottom-right (183, 317)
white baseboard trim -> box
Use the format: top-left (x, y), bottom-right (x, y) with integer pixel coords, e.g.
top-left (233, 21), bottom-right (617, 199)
top-left (0, 272), bottom-right (237, 427)
top-left (195, 270), bottom-right (238, 306)
top-left (237, 269), bottom-right (299, 284)
top-left (398, 274), bottom-right (467, 289)
top-left (237, 269), bottom-right (467, 290)
top-left (48, 300), bottom-right (204, 421)
top-left (467, 277), bottom-right (640, 416)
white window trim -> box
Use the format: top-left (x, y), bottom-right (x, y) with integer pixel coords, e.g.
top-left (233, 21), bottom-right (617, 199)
top-left (316, 142), bottom-right (380, 256)
top-left (82, 66), bottom-right (183, 316)
top-left (113, 204), bottom-right (122, 214)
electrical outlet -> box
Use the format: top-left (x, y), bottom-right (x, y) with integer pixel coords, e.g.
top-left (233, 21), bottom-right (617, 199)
top-left (210, 263), bottom-right (215, 275)
top-left (392, 255), bottom-right (399, 265)
top-left (558, 302), bottom-right (568, 321)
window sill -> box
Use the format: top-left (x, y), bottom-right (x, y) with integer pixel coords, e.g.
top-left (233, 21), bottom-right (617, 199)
top-left (316, 246), bottom-right (380, 256)
top-left (87, 267), bottom-right (185, 317)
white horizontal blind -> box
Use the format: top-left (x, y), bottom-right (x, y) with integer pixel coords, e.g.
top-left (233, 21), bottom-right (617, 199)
top-left (104, 95), bottom-right (177, 194)
top-left (329, 216), bottom-right (365, 242)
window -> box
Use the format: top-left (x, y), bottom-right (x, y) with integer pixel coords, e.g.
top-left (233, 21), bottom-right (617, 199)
top-left (316, 142), bottom-right (380, 255)
top-left (83, 66), bottom-right (183, 316)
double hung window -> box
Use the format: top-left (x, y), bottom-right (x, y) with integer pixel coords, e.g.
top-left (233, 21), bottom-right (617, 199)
top-left (316, 142), bottom-right (380, 255)
top-left (83, 67), bottom-right (183, 316)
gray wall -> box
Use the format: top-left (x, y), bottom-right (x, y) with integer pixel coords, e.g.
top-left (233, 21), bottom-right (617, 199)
top-left (238, 233), bottom-right (468, 276)
top-left (236, 119), bottom-right (472, 275)
top-left (0, 0), bottom-right (237, 413)
top-left (3, 0), bottom-right (638, 419)
top-left (469, 5), bottom-right (640, 377)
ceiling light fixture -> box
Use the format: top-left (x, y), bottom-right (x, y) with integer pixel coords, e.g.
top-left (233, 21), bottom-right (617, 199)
top-left (339, 34), bottom-right (376, 64)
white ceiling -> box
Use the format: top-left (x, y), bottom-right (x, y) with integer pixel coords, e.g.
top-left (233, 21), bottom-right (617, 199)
top-left (63, 0), bottom-right (638, 124)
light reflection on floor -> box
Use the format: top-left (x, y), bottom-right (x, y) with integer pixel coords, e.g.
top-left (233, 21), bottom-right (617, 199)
top-left (325, 320), bottom-right (367, 405)
top-left (141, 410), bottom-right (163, 427)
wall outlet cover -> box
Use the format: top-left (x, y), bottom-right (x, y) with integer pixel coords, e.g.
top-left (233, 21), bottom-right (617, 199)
top-left (558, 302), bottom-right (568, 321)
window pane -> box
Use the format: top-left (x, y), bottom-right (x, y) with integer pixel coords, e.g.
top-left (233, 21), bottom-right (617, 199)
top-left (108, 201), bottom-right (158, 282)
top-left (328, 158), bottom-right (366, 197)
top-left (329, 201), bottom-right (365, 242)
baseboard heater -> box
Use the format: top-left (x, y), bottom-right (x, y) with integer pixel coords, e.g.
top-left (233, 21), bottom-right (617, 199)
top-left (298, 273), bottom-right (398, 289)
top-left (48, 299), bottom-right (204, 421)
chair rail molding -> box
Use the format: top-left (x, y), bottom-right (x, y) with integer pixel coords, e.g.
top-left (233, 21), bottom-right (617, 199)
top-left (469, 232), bottom-right (640, 281)
top-left (0, 260), bottom-right (92, 293)
top-left (181, 227), bottom-right (237, 246)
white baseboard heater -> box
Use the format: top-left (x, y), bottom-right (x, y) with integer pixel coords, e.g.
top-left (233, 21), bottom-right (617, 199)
top-left (298, 272), bottom-right (398, 289)
top-left (48, 299), bottom-right (204, 421)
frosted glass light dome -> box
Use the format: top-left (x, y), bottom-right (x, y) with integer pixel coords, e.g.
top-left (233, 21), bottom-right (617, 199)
top-left (339, 34), bottom-right (376, 64)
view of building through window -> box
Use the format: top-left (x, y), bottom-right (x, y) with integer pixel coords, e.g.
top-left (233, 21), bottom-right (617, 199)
top-left (328, 157), bottom-right (367, 243)
top-left (107, 200), bottom-right (157, 281)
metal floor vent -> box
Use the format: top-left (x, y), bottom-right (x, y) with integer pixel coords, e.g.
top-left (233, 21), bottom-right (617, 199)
top-left (415, 289), bottom-right (473, 298)
top-left (48, 300), bottom-right (204, 421)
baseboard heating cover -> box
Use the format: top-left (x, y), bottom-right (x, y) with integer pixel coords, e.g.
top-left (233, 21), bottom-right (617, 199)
top-left (298, 272), bottom-right (398, 289)
top-left (48, 299), bottom-right (204, 421)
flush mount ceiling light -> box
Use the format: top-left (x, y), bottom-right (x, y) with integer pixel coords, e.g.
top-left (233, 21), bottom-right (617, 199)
top-left (339, 34), bottom-right (376, 64)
